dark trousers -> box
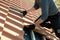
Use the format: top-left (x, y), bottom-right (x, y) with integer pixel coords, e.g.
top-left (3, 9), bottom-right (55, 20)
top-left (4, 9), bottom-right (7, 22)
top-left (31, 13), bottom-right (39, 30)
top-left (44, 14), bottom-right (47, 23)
top-left (41, 12), bottom-right (60, 38)
top-left (24, 27), bottom-right (44, 40)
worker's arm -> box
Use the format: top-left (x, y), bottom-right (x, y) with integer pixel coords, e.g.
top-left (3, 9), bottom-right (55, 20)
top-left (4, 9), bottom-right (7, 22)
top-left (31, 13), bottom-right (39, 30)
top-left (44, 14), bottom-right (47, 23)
top-left (22, 0), bottom-right (39, 16)
top-left (35, 0), bottom-right (49, 27)
top-left (26, 0), bottom-right (40, 13)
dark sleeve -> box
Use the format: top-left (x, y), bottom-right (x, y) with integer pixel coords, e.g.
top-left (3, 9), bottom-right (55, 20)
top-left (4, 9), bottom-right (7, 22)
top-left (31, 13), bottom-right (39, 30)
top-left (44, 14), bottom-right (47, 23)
top-left (49, 0), bottom-right (58, 15)
top-left (39, 0), bottom-right (49, 21)
top-left (34, 0), bottom-right (40, 10)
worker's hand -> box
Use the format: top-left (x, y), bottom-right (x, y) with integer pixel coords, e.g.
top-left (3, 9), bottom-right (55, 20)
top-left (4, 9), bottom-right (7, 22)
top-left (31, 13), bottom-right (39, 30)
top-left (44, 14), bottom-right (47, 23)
top-left (28, 24), bottom-right (35, 30)
top-left (21, 10), bottom-right (27, 16)
top-left (24, 24), bottom-right (35, 30)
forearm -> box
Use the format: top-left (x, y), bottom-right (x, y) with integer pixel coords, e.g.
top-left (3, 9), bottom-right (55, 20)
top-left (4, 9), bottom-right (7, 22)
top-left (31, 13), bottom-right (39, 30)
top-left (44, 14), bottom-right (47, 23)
top-left (36, 18), bottom-right (43, 24)
top-left (22, 7), bottom-right (36, 16)
top-left (35, 18), bottom-right (44, 27)
top-left (27, 7), bottom-right (36, 13)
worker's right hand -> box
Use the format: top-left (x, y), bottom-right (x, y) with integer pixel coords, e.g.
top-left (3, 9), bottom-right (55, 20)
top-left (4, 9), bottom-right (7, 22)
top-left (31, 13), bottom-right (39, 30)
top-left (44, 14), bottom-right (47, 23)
top-left (21, 10), bottom-right (27, 16)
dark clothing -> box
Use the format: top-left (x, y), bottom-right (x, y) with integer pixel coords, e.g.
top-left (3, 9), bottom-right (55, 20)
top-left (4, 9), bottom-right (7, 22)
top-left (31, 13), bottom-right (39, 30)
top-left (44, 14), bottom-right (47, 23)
top-left (40, 12), bottom-right (60, 38)
top-left (24, 27), bottom-right (44, 40)
top-left (34, 0), bottom-right (60, 38)
top-left (34, 0), bottom-right (58, 21)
